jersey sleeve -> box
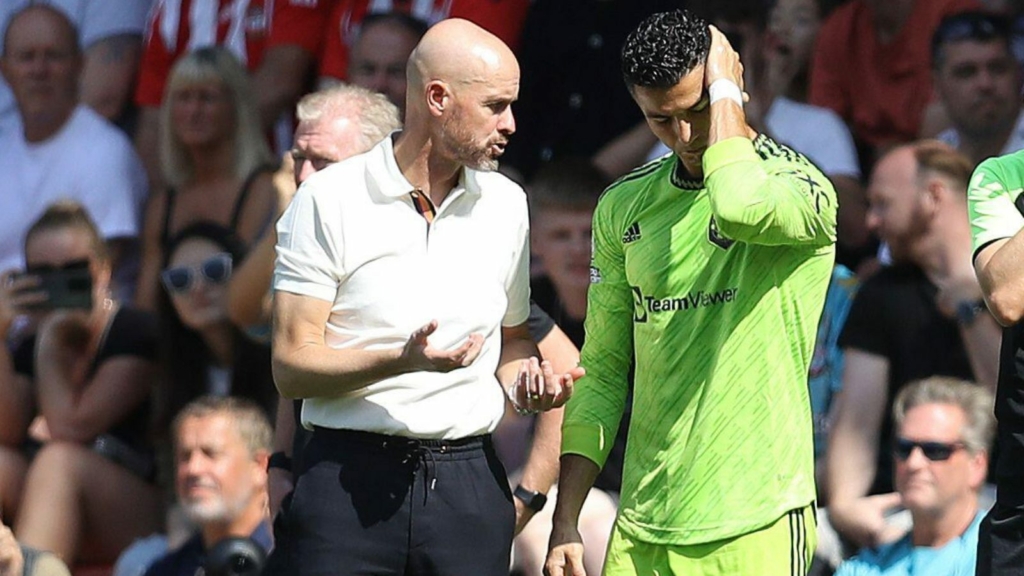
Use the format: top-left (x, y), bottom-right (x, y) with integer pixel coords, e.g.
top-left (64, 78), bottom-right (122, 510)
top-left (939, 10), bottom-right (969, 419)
top-left (703, 137), bottom-right (838, 247)
top-left (560, 193), bottom-right (632, 468)
top-left (273, 182), bottom-right (344, 302)
top-left (969, 157), bottom-right (1024, 260)
top-left (267, 0), bottom-right (335, 55)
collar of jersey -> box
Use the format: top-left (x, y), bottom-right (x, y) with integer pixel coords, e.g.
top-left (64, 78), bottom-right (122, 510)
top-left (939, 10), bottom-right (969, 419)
top-left (670, 133), bottom-right (773, 191)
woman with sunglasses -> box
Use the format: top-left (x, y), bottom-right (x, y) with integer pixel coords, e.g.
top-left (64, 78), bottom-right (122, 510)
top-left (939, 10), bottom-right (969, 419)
top-left (153, 223), bottom-right (276, 446)
top-left (0, 201), bottom-right (162, 565)
top-left (133, 47), bottom-right (276, 312)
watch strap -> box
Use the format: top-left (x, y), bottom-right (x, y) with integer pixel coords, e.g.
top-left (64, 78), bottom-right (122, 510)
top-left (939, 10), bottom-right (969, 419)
top-left (513, 484), bottom-right (547, 512)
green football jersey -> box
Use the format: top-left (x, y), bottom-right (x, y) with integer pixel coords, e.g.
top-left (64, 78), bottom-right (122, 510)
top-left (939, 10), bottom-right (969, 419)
top-left (969, 150), bottom-right (1024, 256)
top-left (563, 136), bottom-right (837, 545)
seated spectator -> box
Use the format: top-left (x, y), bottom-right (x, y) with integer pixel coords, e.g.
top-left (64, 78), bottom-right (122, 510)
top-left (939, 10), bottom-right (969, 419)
top-left (132, 0), bottom-right (276, 188)
top-left (155, 223), bottom-right (276, 442)
top-left (0, 5), bottom-right (146, 296)
top-left (318, 12), bottom-right (427, 113)
top-left (0, 521), bottom-right (69, 576)
top-left (827, 141), bottom-right (1001, 551)
top-left (0, 0), bottom-right (152, 125)
top-left (134, 47), bottom-right (276, 311)
top-left (931, 11), bottom-right (1024, 166)
top-left (835, 377), bottom-right (993, 575)
top-left (809, 0), bottom-right (980, 164)
top-left (143, 396), bottom-right (272, 576)
top-left (0, 201), bottom-right (162, 566)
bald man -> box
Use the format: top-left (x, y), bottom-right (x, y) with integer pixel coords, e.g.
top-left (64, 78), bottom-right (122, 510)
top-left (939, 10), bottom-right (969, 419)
top-left (265, 19), bottom-right (583, 575)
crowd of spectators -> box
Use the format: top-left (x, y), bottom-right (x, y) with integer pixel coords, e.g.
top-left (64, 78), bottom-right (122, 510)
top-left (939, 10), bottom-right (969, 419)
top-left (0, 0), bottom-right (1020, 574)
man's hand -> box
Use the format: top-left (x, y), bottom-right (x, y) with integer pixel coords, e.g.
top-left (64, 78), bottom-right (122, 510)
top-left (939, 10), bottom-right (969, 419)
top-left (705, 25), bottom-right (745, 91)
top-left (830, 492), bottom-right (906, 549)
top-left (401, 320), bottom-right (484, 372)
top-left (508, 358), bottom-right (583, 413)
top-left (0, 523), bottom-right (24, 576)
top-left (544, 523), bottom-right (586, 576)
top-left (274, 151), bottom-right (299, 216)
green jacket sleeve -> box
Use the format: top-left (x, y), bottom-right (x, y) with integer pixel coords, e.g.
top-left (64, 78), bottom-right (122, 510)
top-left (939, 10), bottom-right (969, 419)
top-left (703, 137), bottom-right (837, 247)
top-left (969, 158), bottom-right (1024, 258)
top-left (560, 191), bottom-right (632, 468)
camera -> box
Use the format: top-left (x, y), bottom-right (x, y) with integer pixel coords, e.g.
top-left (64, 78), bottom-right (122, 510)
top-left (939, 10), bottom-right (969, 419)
top-left (203, 537), bottom-right (266, 576)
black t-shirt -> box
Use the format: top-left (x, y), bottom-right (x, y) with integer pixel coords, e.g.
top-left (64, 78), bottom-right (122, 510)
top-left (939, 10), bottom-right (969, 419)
top-left (838, 264), bottom-right (974, 494)
top-left (15, 307), bottom-right (158, 453)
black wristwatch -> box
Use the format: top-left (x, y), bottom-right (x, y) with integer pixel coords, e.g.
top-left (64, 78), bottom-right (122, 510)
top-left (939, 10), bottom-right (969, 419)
top-left (955, 299), bottom-right (987, 326)
top-left (513, 484), bottom-right (548, 512)
top-left (267, 451), bottom-right (293, 472)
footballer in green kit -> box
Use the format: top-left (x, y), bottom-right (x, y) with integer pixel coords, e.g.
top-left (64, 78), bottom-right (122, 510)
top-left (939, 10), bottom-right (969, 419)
top-left (545, 9), bottom-right (837, 576)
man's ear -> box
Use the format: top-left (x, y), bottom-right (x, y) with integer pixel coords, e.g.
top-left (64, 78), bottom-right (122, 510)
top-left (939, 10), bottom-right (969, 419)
top-left (426, 80), bottom-right (450, 118)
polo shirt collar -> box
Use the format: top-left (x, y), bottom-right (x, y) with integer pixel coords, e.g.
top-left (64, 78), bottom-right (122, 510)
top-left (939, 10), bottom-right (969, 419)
top-left (372, 132), bottom-right (484, 200)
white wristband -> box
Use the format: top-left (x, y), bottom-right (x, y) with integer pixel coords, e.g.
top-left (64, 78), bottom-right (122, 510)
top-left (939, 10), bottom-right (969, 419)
top-left (708, 79), bottom-right (744, 107)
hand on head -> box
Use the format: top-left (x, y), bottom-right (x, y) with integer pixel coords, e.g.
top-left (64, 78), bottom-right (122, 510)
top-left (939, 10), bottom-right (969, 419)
top-left (705, 26), bottom-right (748, 103)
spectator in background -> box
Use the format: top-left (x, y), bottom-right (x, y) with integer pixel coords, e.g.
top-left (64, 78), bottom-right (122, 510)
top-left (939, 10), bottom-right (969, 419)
top-left (154, 223), bottom-right (277, 447)
top-left (0, 0), bottom-right (152, 125)
top-left (0, 5), bottom-right (146, 297)
top-left (0, 521), bottom-right (68, 576)
top-left (835, 377), bottom-right (993, 576)
top-left (134, 0), bottom-right (269, 191)
top-left (931, 11), bottom-right (1024, 167)
top-left (144, 396), bottom-right (272, 576)
top-left (319, 12), bottom-right (427, 113)
top-left (0, 202), bottom-right (162, 567)
top-left (810, 0), bottom-right (980, 166)
top-left (317, 0), bottom-right (529, 86)
top-left (251, 0), bottom-right (337, 133)
top-left (500, 0), bottom-right (681, 181)
top-left (134, 47), bottom-right (276, 312)
top-left (827, 141), bottom-right (1001, 551)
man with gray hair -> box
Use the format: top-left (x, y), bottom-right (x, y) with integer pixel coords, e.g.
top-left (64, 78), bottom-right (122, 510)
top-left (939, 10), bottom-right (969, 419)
top-left (835, 377), bottom-right (994, 575)
top-left (144, 396), bottom-right (273, 576)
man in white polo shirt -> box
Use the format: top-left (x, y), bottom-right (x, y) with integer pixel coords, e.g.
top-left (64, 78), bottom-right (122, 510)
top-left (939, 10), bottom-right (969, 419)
top-left (266, 18), bottom-right (583, 576)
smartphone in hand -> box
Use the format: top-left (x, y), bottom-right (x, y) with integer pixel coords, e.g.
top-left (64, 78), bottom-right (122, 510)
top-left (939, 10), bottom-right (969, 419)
top-left (14, 260), bottom-right (92, 310)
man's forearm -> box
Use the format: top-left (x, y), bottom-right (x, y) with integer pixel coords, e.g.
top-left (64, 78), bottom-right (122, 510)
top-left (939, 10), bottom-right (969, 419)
top-left (978, 232), bottom-right (1024, 325)
top-left (551, 454), bottom-right (601, 529)
top-left (960, 314), bottom-right (1002, 393)
top-left (496, 331), bottom-right (540, 393)
top-left (272, 343), bottom-right (409, 399)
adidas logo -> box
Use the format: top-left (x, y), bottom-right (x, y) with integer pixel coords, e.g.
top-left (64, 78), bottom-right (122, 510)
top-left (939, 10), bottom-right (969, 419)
top-left (622, 222), bottom-right (642, 244)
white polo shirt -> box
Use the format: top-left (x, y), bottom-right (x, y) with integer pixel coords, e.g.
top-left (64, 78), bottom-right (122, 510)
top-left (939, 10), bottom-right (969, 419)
top-left (274, 136), bottom-right (531, 439)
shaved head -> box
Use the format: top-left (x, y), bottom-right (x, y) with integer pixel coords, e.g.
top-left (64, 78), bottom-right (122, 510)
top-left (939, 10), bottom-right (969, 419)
top-left (407, 19), bottom-right (519, 104)
top-left (401, 19), bottom-right (519, 172)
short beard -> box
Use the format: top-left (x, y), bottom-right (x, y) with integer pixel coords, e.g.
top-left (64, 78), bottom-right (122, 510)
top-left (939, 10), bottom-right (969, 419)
top-left (180, 486), bottom-right (253, 525)
top-left (440, 112), bottom-right (499, 172)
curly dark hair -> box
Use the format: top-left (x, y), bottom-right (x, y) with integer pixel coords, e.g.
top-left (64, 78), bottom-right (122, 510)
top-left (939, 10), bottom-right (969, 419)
top-left (621, 9), bottom-right (711, 90)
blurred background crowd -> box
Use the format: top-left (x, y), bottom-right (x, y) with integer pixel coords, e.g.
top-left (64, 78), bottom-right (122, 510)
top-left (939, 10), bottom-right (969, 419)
top-left (0, 0), bottom-right (1019, 574)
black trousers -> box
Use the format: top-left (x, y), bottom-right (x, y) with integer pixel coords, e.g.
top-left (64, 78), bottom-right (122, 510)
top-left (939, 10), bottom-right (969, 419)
top-left (264, 427), bottom-right (515, 576)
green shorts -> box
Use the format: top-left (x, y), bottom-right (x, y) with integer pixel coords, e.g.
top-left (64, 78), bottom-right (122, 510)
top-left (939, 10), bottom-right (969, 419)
top-left (604, 505), bottom-right (816, 576)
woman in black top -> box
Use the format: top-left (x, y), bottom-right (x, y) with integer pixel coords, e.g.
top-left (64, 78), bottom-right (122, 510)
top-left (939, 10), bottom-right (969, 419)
top-left (0, 201), bottom-right (162, 565)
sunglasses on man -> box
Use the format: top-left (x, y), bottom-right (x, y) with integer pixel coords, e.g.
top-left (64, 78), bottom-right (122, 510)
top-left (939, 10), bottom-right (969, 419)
top-left (893, 437), bottom-right (967, 462)
top-left (160, 253), bottom-right (233, 294)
